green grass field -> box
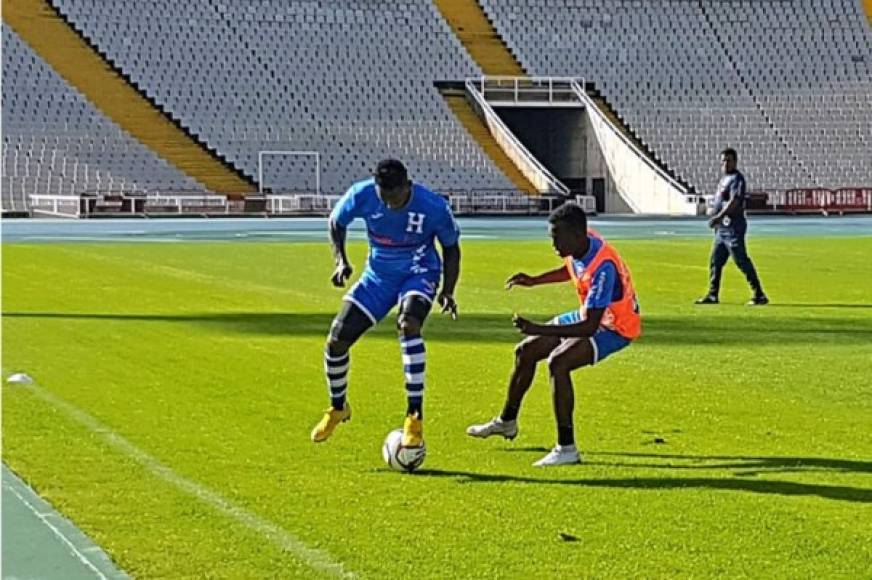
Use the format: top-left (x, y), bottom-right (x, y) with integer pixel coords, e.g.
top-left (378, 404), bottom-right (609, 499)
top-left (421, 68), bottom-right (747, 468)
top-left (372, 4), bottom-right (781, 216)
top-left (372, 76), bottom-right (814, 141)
top-left (3, 235), bottom-right (872, 578)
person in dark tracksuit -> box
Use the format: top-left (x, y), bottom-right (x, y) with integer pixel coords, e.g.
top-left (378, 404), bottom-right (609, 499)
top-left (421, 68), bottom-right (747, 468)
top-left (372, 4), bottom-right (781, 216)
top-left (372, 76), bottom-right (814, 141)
top-left (696, 148), bottom-right (768, 306)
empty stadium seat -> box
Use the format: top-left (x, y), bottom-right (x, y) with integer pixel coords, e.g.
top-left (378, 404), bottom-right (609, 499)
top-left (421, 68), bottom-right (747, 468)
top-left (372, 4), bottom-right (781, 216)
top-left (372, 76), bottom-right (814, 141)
top-left (2, 26), bottom-right (202, 211)
top-left (480, 0), bottom-right (871, 192)
top-left (49, 0), bottom-right (516, 194)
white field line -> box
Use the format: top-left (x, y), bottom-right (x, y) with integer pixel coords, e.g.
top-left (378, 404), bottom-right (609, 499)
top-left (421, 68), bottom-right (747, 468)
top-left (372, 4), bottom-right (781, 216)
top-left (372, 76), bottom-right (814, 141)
top-left (24, 383), bottom-right (354, 578)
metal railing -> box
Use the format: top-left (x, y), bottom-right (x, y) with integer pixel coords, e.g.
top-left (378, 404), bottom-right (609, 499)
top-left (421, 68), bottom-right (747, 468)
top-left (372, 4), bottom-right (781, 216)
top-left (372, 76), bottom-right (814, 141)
top-left (28, 194), bottom-right (85, 217)
top-left (145, 193), bottom-right (229, 214)
top-left (476, 76), bottom-right (584, 107)
top-left (450, 194), bottom-right (560, 215)
top-left (267, 194), bottom-right (340, 214)
top-left (27, 191), bottom-right (593, 217)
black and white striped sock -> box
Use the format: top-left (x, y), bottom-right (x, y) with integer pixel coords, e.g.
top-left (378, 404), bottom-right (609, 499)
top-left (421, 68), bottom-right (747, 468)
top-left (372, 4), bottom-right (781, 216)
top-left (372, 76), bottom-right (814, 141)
top-left (324, 349), bottom-right (349, 410)
top-left (400, 335), bottom-right (425, 418)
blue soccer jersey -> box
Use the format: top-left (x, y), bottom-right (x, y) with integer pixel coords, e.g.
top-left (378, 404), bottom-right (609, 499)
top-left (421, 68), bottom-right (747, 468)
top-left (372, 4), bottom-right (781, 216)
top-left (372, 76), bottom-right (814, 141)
top-left (712, 170), bottom-right (748, 234)
top-left (330, 178), bottom-right (460, 279)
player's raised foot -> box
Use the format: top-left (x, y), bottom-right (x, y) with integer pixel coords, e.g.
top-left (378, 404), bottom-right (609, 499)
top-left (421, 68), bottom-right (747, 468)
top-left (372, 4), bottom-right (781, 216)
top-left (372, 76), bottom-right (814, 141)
top-left (533, 444), bottom-right (581, 467)
top-left (694, 295), bottom-right (719, 305)
top-left (402, 412), bottom-right (424, 447)
top-left (466, 417), bottom-right (518, 440)
top-left (310, 403), bottom-right (352, 443)
top-left (747, 294), bottom-right (769, 306)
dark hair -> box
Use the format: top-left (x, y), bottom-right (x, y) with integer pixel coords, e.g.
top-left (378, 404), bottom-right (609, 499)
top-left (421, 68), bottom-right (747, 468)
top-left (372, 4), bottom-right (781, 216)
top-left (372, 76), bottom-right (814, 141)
top-left (374, 159), bottom-right (408, 189)
top-left (721, 147), bottom-right (737, 160)
top-left (548, 201), bottom-right (587, 231)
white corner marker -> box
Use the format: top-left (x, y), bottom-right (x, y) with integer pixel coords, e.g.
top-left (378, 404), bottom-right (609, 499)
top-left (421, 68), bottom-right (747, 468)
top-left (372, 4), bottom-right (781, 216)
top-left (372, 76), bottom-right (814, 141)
top-left (6, 373), bottom-right (34, 385)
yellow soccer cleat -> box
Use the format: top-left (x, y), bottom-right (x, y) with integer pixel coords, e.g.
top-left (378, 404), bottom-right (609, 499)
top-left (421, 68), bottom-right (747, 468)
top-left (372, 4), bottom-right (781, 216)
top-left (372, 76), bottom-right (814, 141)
top-left (402, 412), bottom-right (424, 448)
top-left (310, 403), bottom-right (352, 443)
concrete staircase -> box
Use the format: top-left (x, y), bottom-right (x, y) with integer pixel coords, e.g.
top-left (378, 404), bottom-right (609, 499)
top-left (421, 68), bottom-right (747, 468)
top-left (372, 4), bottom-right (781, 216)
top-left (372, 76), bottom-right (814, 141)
top-left (432, 0), bottom-right (525, 76)
top-left (441, 89), bottom-right (536, 193)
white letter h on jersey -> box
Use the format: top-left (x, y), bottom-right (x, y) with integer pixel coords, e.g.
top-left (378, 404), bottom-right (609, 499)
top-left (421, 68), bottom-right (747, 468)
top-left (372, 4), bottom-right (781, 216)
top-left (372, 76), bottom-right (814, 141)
top-left (406, 212), bottom-right (425, 234)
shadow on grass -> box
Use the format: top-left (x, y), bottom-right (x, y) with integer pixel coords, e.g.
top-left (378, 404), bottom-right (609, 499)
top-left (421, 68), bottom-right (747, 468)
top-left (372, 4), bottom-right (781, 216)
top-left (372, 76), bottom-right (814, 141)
top-left (499, 446), bottom-right (552, 453)
top-left (412, 469), bottom-right (871, 503)
top-left (411, 451), bottom-right (872, 503)
top-left (502, 449), bottom-right (872, 476)
top-left (585, 451), bottom-right (872, 476)
top-left (4, 311), bottom-right (872, 345)
top-left (769, 303), bottom-right (872, 309)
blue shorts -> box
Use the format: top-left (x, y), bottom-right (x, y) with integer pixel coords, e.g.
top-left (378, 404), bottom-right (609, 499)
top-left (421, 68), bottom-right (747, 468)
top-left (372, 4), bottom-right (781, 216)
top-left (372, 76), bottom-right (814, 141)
top-left (553, 309), bottom-right (631, 364)
top-left (344, 268), bottom-right (440, 324)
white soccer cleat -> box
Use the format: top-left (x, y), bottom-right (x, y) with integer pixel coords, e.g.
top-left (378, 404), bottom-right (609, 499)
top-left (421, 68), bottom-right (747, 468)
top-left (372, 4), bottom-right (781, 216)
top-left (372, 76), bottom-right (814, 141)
top-left (466, 417), bottom-right (518, 440)
top-left (533, 445), bottom-right (581, 467)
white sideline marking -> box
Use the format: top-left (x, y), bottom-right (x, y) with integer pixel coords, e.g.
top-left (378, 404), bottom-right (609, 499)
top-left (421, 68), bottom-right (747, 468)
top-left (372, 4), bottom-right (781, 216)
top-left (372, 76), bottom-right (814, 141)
top-left (3, 481), bottom-right (109, 580)
top-left (19, 236), bottom-right (182, 243)
top-left (26, 383), bottom-right (354, 578)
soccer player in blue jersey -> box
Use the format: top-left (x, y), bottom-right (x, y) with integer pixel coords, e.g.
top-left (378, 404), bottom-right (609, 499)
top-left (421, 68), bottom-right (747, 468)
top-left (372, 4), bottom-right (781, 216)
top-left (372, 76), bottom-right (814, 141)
top-left (467, 204), bottom-right (641, 466)
top-left (310, 159), bottom-right (461, 451)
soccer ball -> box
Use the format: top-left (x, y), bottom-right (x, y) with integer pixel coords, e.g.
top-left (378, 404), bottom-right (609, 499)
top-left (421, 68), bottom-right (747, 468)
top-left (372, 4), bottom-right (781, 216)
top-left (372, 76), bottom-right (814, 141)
top-left (382, 428), bottom-right (426, 472)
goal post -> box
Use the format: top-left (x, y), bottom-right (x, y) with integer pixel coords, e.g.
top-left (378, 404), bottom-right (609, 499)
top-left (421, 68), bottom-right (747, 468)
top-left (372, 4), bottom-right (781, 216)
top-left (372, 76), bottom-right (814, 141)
top-left (257, 151), bottom-right (320, 196)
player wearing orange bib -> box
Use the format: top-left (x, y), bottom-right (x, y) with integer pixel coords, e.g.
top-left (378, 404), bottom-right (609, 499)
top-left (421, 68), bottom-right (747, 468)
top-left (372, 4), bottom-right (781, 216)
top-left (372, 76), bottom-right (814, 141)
top-left (467, 203), bottom-right (640, 466)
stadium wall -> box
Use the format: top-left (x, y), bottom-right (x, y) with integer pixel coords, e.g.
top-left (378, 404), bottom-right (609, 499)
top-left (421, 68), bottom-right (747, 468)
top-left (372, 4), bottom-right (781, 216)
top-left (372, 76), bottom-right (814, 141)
top-left (584, 103), bottom-right (700, 215)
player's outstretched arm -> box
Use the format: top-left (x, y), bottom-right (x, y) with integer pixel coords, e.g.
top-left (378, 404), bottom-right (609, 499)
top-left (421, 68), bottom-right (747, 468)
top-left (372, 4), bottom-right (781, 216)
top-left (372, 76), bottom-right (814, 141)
top-left (513, 308), bottom-right (605, 338)
top-left (438, 243), bottom-right (460, 320)
top-left (328, 218), bottom-right (353, 287)
top-left (505, 266), bottom-right (570, 289)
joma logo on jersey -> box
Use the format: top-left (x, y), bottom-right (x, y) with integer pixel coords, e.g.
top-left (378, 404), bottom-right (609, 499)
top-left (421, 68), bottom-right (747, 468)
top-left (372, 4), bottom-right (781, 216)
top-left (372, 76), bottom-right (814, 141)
top-left (406, 212), bottom-right (425, 234)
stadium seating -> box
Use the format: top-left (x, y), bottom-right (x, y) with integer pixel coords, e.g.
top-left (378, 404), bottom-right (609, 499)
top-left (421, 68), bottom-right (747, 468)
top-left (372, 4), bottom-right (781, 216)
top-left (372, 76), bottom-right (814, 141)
top-left (479, 0), bottom-right (872, 192)
top-left (706, 0), bottom-right (872, 189)
top-left (5, 0), bottom-right (869, 208)
top-left (2, 26), bottom-right (201, 212)
top-left (49, 0), bottom-right (516, 194)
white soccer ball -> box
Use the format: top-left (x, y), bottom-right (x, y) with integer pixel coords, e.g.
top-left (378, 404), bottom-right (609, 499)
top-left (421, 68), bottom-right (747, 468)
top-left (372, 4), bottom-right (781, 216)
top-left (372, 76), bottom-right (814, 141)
top-left (382, 428), bottom-right (426, 472)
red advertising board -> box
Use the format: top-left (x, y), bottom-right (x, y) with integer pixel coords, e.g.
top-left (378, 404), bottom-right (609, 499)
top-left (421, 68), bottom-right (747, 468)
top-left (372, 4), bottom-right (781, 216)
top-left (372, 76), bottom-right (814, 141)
top-left (754, 188), bottom-right (872, 213)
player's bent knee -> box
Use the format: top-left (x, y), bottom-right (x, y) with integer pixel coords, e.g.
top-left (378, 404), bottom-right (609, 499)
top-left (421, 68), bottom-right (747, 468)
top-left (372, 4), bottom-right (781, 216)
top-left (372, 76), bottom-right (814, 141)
top-left (547, 353), bottom-right (573, 376)
top-left (327, 325), bottom-right (354, 354)
top-left (517, 337), bottom-right (552, 364)
top-left (397, 295), bottom-right (431, 335)
top-left (397, 315), bottom-right (422, 336)
top-left (326, 337), bottom-right (351, 357)
top-left (328, 302), bottom-right (373, 348)
top-left (514, 339), bottom-right (539, 364)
